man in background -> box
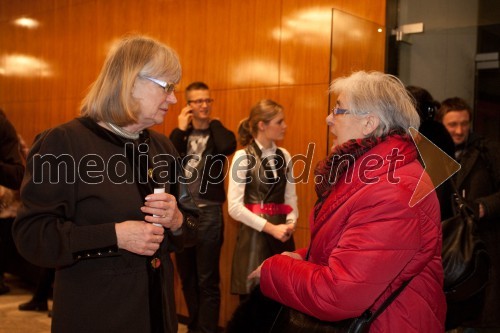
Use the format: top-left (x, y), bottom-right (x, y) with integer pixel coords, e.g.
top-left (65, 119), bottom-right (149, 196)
top-left (438, 97), bottom-right (500, 332)
top-left (170, 82), bottom-right (236, 333)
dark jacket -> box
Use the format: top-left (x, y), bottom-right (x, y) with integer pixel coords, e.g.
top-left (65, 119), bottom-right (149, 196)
top-left (0, 110), bottom-right (24, 190)
top-left (451, 133), bottom-right (500, 327)
top-left (170, 119), bottom-right (236, 202)
top-left (13, 118), bottom-right (188, 333)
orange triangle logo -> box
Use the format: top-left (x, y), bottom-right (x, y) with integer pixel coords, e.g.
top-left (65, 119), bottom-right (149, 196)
top-left (409, 127), bottom-right (461, 207)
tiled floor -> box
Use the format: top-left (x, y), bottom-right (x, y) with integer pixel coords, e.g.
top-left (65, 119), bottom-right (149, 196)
top-left (0, 274), bottom-right (188, 333)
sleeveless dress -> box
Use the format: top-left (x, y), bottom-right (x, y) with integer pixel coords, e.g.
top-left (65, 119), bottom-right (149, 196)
top-left (230, 142), bottom-right (295, 295)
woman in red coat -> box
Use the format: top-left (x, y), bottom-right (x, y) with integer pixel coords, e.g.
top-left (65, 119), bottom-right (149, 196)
top-left (250, 71), bottom-right (446, 332)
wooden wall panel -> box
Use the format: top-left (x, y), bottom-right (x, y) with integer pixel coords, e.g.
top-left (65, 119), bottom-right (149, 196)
top-left (277, 84), bottom-right (330, 229)
top-left (0, 0), bottom-right (386, 327)
top-left (281, 0), bottom-right (341, 85)
top-left (166, 0), bottom-right (283, 90)
top-left (0, 0), bottom-right (61, 22)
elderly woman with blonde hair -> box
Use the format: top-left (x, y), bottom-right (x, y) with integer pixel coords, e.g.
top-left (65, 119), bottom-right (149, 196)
top-left (13, 35), bottom-right (196, 333)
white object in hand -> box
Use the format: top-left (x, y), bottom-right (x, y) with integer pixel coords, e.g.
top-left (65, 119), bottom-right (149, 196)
top-left (152, 188), bottom-right (164, 227)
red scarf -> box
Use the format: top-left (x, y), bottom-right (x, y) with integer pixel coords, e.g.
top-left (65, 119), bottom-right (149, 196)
top-left (313, 130), bottom-right (410, 217)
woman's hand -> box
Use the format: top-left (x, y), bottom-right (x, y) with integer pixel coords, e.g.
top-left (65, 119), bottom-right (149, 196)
top-left (115, 221), bottom-right (164, 256)
top-left (281, 251), bottom-right (303, 260)
top-left (142, 192), bottom-right (183, 232)
top-left (263, 222), bottom-right (294, 242)
top-left (248, 263), bottom-right (262, 280)
top-left (248, 251), bottom-right (302, 280)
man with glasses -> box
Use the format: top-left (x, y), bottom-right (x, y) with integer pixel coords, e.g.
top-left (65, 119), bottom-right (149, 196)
top-left (170, 81), bottom-right (236, 333)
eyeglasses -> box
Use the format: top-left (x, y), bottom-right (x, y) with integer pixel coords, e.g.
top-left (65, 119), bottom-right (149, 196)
top-left (142, 76), bottom-right (176, 94)
top-left (330, 106), bottom-right (350, 115)
top-left (188, 98), bottom-right (214, 106)
top-left (330, 106), bottom-right (371, 116)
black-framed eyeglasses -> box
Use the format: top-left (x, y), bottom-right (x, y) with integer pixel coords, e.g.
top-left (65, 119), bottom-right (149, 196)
top-left (142, 76), bottom-right (176, 94)
top-left (330, 106), bottom-right (350, 115)
top-left (188, 98), bottom-right (214, 106)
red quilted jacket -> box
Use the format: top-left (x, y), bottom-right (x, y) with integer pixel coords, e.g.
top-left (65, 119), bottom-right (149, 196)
top-left (260, 136), bottom-right (446, 333)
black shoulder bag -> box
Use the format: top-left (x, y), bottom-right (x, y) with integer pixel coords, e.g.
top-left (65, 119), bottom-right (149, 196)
top-left (226, 279), bottom-right (412, 333)
top-left (441, 187), bottom-right (490, 302)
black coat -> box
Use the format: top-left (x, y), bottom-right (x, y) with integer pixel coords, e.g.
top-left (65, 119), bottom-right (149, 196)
top-left (449, 133), bottom-right (500, 327)
top-left (0, 110), bottom-right (24, 190)
top-left (13, 118), bottom-right (188, 333)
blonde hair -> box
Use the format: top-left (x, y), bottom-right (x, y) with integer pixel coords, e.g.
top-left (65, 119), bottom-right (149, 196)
top-left (330, 71), bottom-right (420, 137)
top-left (238, 99), bottom-right (283, 146)
top-left (80, 35), bottom-right (181, 126)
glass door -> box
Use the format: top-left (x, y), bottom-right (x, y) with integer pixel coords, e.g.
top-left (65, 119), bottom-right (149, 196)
top-left (393, 0), bottom-right (500, 142)
top-left (328, 9), bottom-right (385, 151)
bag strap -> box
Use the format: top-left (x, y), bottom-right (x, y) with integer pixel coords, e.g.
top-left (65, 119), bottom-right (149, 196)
top-left (449, 178), bottom-right (476, 221)
top-left (367, 277), bottom-right (413, 323)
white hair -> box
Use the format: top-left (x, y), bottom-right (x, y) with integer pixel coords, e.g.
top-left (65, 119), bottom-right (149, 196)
top-left (330, 71), bottom-right (420, 137)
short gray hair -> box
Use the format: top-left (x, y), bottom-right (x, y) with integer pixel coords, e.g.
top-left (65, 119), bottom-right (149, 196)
top-left (329, 71), bottom-right (420, 137)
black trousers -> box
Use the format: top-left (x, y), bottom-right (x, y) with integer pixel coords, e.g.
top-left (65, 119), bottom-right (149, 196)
top-left (31, 267), bottom-right (55, 302)
top-left (0, 217), bottom-right (16, 277)
top-left (175, 205), bottom-right (223, 333)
